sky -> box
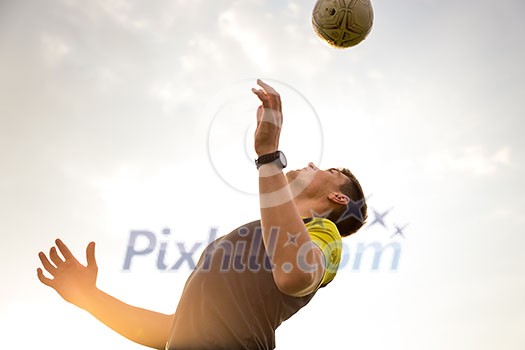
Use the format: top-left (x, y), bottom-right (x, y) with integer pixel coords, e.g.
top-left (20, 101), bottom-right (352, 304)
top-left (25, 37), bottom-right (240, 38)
top-left (0, 0), bottom-right (524, 349)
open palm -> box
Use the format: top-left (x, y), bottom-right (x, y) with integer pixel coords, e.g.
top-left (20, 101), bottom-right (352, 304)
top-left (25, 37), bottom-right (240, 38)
top-left (252, 79), bottom-right (282, 156)
top-left (37, 239), bottom-right (98, 309)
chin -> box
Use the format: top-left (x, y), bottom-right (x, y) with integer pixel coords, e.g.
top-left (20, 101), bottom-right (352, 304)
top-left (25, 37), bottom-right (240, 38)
top-left (285, 170), bottom-right (299, 181)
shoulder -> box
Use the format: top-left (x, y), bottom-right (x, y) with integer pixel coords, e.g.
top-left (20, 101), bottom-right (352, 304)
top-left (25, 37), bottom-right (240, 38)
top-left (305, 218), bottom-right (341, 244)
top-left (305, 218), bottom-right (342, 288)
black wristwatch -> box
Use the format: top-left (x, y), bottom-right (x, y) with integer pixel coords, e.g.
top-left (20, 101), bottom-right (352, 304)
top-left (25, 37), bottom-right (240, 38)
top-left (255, 151), bottom-right (287, 170)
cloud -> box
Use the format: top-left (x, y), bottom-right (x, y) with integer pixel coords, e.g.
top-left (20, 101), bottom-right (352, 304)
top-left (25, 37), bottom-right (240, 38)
top-left (425, 145), bottom-right (512, 176)
top-left (149, 81), bottom-right (195, 114)
top-left (61, 0), bottom-right (148, 30)
top-left (40, 33), bottom-right (71, 65)
top-left (218, 10), bottom-right (271, 72)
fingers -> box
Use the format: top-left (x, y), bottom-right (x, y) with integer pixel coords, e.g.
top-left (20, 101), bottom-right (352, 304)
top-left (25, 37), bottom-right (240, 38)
top-left (252, 79), bottom-right (283, 145)
top-left (257, 79), bottom-right (278, 95)
top-left (251, 88), bottom-right (269, 106)
top-left (55, 239), bottom-right (76, 262)
top-left (39, 240), bottom-right (95, 272)
top-left (49, 246), bottom-right (65, 267)
top-left (37, 267), bottom-right (54, 287)
top-left (86, 242), bottom-right (98, 270)
top-left (38, 251), bottom-right (57, 276)
top-left (252, 79), bottom-right (281, 108)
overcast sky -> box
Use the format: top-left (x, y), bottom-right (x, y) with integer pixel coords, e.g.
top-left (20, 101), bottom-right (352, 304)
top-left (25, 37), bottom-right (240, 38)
top-left (1, 0), bottom-right (524, 349)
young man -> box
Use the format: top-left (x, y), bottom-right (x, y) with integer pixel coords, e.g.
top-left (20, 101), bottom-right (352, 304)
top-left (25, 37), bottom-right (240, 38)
top-left (37, 80), bottom-right (367, 349)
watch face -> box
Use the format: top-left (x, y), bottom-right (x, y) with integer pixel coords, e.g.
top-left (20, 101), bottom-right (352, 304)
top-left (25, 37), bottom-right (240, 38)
top-left (279, 151), bottom-right (287, 168)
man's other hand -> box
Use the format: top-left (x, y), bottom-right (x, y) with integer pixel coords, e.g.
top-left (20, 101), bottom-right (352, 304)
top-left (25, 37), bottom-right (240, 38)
top-left (37, 239), bottom-right (98, 308)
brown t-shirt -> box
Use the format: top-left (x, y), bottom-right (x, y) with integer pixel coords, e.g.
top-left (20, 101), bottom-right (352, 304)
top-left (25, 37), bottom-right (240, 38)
top-left (165, 219), bottom-right (320, 350)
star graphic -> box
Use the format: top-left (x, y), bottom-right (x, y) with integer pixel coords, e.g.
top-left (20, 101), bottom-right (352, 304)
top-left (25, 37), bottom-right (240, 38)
top-left (307, 209), bottom-right (332, 230)
top-left (285, 232), bottom-right (301, 247)
top-left (367, 207), bottom-right (394, 229)
top-left (337, 197), bottom-right (367, 224)
top-left (390, 223), bottom-right (409, 239)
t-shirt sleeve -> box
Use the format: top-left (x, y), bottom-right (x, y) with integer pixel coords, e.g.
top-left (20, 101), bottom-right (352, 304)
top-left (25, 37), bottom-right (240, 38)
top-left (306, 218), bottom-right (343, 288)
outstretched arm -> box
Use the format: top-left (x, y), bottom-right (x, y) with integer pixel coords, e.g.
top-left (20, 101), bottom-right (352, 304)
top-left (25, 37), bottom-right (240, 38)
top-left (37, 239), bottom-right (173, 350)
top-left (252, 80), bottom-right (325, 297)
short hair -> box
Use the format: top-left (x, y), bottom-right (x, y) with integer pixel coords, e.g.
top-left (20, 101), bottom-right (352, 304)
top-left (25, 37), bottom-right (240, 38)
top-left (326, 168), bottom-right (367, 237)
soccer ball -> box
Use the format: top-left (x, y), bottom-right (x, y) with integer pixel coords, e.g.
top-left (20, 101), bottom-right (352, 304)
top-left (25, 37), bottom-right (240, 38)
top-left (312, 0), bottom-right (374, 49)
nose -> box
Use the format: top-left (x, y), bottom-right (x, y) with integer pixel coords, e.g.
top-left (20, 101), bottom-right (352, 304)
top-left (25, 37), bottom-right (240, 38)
top-left (308, 162), bottom-right (318, 170)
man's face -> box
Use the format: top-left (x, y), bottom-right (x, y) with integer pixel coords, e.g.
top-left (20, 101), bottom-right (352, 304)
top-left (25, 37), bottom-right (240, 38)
top-left (286, 163), bottom-right (349, 198)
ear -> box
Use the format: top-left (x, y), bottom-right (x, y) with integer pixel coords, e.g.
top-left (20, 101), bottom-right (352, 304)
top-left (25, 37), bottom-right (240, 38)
top-left (327, 192), bottom-right (350, 206)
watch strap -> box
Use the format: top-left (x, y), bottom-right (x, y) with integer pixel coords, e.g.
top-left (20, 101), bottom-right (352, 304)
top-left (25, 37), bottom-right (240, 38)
top-left (255, 151), bottom-right (284, 169)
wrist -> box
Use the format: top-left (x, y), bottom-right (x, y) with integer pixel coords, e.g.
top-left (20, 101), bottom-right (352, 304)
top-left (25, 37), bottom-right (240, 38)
top-left (255, 150), bottom-right (287, 170)
top-left (77, 286), bottom-right (102, 312)
top-left (258, 162), bottom-right (284, 177)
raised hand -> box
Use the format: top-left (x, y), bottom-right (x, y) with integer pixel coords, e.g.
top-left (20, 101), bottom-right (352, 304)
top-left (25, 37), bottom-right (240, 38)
top-left (37, 239), bottom-right (98, 309)
top-left (251, 79), bottom-right (283, 157)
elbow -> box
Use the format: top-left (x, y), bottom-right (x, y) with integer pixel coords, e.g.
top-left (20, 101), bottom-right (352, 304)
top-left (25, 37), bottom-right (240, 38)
top-left (273, 268), bottom-right (322, 297)
top-left (273, 246), bottom-right (326, 297)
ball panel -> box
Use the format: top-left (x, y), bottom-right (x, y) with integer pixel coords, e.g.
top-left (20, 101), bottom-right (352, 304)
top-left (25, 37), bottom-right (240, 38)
top-left (312, 0), bottom-right (374, 49)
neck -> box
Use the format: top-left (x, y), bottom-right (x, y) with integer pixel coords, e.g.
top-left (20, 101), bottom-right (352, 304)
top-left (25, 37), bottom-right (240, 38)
top-left (295, 198), bottom-right (329, 218)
